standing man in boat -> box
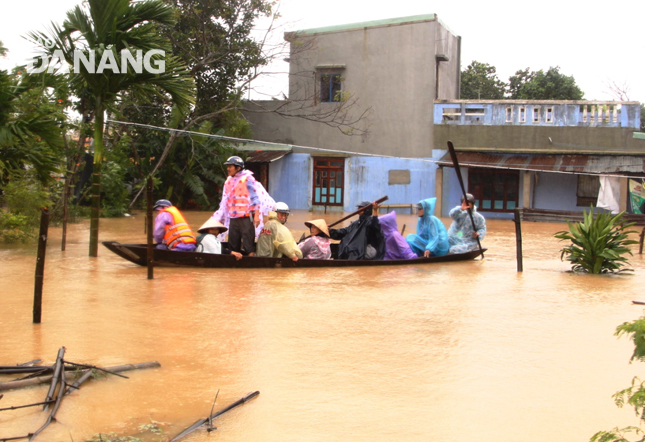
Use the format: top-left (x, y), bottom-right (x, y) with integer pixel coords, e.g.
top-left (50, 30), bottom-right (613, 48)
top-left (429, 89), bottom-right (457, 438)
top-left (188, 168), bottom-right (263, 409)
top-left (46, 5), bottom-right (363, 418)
top-left (153, 199), bottom-right (197, 251)
top-left (406, 197), bottom-right (449, 258)
top-left (213, 156), bottom-right (275, 255)
top-left (329, 201), bottom-right (386, 260)
top-left (447, 193), bottom-right (486, 254)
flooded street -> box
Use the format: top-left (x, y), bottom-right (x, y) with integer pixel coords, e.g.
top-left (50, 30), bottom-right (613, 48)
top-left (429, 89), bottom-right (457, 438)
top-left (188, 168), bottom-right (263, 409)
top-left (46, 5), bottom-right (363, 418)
top-left (2, 210), bottom-right (645, 442)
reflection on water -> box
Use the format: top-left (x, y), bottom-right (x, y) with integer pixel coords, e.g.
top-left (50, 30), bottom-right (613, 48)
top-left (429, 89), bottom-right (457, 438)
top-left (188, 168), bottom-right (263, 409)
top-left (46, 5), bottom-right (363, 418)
top-left (1, 210), bottom-right (645, 441)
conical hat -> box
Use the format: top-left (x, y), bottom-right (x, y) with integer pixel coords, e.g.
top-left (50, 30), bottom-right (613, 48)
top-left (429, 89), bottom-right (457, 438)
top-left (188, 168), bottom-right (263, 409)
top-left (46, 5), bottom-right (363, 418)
top-left (304, 219), bottom-right (330, 237)
top-left (197, 217), bottom-right (228, 234)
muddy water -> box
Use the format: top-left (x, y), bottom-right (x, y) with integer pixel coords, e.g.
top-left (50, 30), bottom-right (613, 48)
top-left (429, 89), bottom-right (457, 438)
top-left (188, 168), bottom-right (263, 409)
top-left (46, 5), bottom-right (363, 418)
top-left (2, 210), bottom-right (645, 442)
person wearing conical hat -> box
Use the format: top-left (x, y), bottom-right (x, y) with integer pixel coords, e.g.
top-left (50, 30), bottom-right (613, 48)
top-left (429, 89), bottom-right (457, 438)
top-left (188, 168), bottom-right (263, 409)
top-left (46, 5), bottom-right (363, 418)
top-left (298, 219), bottom-right (332, 260)
top-left (195, 217), bottom-right (242, 260)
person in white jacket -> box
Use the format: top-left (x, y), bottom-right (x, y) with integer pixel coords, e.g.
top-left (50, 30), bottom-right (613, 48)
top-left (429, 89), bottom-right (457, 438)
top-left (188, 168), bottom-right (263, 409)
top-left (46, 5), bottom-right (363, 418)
top-left (195, 217), bottom-right (242, 260)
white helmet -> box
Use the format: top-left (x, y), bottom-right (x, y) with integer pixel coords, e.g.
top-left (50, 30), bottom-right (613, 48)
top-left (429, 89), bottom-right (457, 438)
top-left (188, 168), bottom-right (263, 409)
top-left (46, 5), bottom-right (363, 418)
top-left (275, 202), bottom-right (290, 214)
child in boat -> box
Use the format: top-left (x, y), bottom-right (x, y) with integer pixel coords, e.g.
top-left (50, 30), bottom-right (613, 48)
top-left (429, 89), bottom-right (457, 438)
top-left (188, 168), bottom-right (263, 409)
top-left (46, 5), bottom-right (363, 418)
top-left (298, 219), bottom-right (332, 260)
top-left (447, 193), bottom-right (486, 254)
top-left (378, 211), bottom-right (417, 260)
top-left (406, 197), bottom-right (449, 257)
top-left (196, 218), bottom-right (242, 260)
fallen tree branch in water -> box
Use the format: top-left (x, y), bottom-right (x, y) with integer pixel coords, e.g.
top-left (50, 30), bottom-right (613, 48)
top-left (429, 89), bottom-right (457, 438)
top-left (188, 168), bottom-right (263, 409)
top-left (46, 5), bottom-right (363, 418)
top-left (170, 391), bottom-right (260, 441)
top-left (0, 361), bottom-right (161, 392)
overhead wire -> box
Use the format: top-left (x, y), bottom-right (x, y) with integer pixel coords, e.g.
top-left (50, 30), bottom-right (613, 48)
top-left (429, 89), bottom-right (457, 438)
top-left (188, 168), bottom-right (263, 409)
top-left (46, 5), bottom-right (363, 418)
top-left (105, 119), bottom-right (645, 179)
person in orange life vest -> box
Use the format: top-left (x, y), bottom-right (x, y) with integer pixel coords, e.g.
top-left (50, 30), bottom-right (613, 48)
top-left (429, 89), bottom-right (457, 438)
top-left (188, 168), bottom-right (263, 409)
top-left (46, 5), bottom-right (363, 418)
top-left (213, 156), bottom-right (275, 255)
top-left (152, 199), bottom-right (197, 251)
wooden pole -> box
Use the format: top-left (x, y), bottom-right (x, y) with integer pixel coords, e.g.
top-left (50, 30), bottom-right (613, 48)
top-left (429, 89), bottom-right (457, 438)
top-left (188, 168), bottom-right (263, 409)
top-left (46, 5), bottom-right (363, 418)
top-left (146, 177), bottom-right (154, 280)
top-left (639, 226), bottom-right (645, 255)
top-left (33, 208), bottom-right (50, 324)
top-left (61, 174), bottom-right (69, 251)
top-left (514, 208), bottom-right (523, 272)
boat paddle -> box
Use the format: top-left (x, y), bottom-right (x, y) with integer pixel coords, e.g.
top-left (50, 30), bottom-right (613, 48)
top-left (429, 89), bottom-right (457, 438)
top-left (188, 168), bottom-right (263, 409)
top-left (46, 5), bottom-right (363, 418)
top-left (298, 196), bottom-right (389, 243)
top-left (446, 141), bottom-right (484, 259)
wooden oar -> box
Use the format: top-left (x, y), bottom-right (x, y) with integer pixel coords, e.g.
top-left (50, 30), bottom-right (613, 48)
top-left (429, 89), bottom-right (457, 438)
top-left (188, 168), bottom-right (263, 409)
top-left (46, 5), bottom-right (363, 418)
top-left (446, 141), bottom-right (484, 258)
top-left (328, 196), bottom-right (389, 229)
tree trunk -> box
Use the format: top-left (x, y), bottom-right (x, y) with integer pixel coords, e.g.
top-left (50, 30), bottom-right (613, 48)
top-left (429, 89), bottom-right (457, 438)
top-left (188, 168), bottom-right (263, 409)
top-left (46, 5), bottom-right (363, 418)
top-left (89, 103), bottom-right (104, 257)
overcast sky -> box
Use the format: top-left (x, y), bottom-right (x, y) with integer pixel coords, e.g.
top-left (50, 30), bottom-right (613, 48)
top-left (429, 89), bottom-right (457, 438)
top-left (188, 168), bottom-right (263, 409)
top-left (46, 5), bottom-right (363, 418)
top-left (2, 0), bottom-right (643, 103)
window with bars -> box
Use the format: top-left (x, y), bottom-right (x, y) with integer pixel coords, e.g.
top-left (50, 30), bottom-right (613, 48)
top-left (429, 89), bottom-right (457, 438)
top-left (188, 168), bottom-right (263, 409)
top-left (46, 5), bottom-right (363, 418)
top-left (313, 158), bottom-right (344, 206)
top-left (468, 169), bottom-right (519, 212)
top-left (320, 73), bottom-right (342, 102)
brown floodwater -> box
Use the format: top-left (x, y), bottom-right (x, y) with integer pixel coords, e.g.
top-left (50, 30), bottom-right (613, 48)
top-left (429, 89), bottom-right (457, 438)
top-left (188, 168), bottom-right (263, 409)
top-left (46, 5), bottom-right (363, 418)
top-left (2, 210), bottom-right (645, 442)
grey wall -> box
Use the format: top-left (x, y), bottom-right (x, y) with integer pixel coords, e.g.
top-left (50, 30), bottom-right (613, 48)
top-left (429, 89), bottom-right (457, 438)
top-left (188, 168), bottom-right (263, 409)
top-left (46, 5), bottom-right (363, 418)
top-left (244, 16), bottom-right (461, 158)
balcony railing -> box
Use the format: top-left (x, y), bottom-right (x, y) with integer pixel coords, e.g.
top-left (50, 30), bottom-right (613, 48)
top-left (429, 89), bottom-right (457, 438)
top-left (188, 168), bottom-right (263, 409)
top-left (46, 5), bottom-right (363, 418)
top-left (434, 100), bottom-right (641, 129)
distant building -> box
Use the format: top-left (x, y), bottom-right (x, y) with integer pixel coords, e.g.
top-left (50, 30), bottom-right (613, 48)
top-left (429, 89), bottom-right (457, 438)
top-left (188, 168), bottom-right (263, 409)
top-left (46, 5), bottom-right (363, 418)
top-left (434, 100), bottom-right (644, 218)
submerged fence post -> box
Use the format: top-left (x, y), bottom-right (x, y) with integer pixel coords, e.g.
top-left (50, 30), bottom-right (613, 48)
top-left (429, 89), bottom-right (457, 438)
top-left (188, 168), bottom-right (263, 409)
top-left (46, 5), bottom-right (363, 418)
top-left (514, 208), bottom-right (523, 272)
top-left (146, 177), bottom-right (154, 280)
top-left (33, 208), bottom-right (50, 323)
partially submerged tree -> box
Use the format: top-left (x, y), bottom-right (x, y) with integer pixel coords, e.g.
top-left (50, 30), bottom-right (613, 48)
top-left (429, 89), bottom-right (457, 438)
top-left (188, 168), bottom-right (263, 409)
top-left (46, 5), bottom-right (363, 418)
top-left (28, 0), bottom-right (195, 256)
top-left (460, 61), bottom-right (506, 99)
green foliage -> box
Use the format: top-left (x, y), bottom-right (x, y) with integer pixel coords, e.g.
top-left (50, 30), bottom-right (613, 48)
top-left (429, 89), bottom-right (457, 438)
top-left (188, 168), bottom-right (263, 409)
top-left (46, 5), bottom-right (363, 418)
top-left (554, 207), bottom-right (638, 274)
top-left (591, 316), bottom-right (645, 442)
top-left (0, 67), bottom-right (66, 185)
top-left (166, 0), bottom-right (273, 116)
top-left (508, 66), bottom-right (584, 100)
top-left (0, 169), bottom-right (53, 243)
top-left (0, 212), bottom-right (35, 243)
top-left (460, 61), bottom-right (507, 99)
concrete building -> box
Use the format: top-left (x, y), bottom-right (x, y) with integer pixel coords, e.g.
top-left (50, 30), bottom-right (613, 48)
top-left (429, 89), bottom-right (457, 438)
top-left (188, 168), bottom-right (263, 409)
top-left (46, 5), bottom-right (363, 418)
top-left (434, 100), bottom-right (645, 218)
top-left (243, 14), bottom-right (461, 212)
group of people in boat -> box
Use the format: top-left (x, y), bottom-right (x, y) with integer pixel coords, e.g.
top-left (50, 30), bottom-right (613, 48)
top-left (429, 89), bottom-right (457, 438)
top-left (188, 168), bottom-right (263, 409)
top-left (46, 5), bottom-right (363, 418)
top-left (152, 156), bottom-right (487, 261)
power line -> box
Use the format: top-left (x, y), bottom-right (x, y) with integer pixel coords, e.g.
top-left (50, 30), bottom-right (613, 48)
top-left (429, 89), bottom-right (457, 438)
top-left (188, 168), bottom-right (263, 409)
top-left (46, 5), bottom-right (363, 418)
top-left (105, 119), bottom-right (645, 179)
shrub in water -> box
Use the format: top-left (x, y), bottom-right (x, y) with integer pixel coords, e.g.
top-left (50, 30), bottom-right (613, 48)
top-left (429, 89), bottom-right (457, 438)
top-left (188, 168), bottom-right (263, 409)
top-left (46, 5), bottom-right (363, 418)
top-left (555, 207), bottom-right (638, 274)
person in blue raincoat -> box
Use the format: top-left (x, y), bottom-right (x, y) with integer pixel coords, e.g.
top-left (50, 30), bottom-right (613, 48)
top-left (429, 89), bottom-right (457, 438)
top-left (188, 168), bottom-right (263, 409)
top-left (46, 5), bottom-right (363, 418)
top-left (406, 197), bottom-right (449, 257)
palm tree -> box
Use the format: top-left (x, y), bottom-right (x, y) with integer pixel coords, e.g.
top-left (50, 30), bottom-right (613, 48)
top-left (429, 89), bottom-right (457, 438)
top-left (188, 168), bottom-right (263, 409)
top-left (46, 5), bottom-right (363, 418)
top-left (28, 0), bottom-right (194, 256)
top-left (0, 67), bottom-right (65, 184)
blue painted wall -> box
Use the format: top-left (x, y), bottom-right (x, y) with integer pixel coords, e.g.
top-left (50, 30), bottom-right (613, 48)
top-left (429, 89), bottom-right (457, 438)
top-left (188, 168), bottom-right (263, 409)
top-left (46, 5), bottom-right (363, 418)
top-left (344, 156), bottom-right (439, 210)
top-left (533, 172), bottom-right (581, 211)
top-left (268, 153), bottom-right (310, 210)
top-left (268, 152), bottom-right (445, 211)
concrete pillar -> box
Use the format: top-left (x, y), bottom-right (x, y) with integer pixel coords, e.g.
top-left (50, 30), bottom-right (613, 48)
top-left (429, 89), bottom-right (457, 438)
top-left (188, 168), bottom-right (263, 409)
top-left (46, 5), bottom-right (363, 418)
top-left (523, 171), bottom-right (532, 208)
top-left (435, 167), bottom-right (443, 216)
top-left (620, 177), bottom-right (628, 212)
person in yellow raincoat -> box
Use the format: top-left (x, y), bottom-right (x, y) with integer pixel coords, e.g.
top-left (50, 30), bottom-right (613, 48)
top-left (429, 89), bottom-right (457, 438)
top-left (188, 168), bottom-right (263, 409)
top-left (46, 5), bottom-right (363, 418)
top-left (256, 211), bottom-right (303, 261)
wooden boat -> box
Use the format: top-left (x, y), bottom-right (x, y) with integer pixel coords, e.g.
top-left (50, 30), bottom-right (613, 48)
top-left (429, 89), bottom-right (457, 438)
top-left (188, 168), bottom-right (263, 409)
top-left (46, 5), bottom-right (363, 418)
top-left (102, 241), bottom-right (486, 268)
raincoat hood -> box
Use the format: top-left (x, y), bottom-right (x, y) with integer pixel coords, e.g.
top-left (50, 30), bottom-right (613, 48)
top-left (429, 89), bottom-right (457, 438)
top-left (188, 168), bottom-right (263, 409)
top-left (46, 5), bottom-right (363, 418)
top-left (379, 211), bottom-right (417, 260)
top-left (418, 197), bottom-right (437, 218)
